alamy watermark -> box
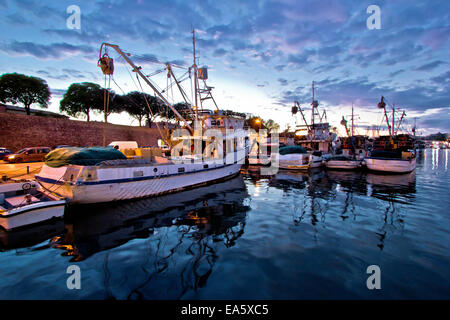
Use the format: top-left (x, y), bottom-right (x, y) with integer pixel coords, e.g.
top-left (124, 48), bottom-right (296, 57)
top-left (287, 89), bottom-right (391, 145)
top-left (366, 265), bottom-right (381, 290)
top-left (66, 265), bottom-right (81, 290)
top-left (366, 5), bottom-right (381, 30)
top-left (66, 5), bottom-right (81, 30)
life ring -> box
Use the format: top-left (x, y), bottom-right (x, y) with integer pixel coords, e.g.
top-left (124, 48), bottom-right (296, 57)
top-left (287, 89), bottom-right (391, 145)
top-left (22, 182), bottom-right (32, 190)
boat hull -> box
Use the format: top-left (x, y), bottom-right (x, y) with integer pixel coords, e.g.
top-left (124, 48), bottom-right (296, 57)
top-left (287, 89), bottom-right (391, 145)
top-left (279, 153), bottom-right (310, 171)
top-left (309, 154), bottom-right (323, 168)
top-left (37, 162), bottom-right (243, 204)
top-left (0, 201), bottom-right (65, 230)
top-left (279, 163), bottom-right (310, 170)
top-left (325, 159), bottom-right (361, 170)
top-left (364, 157), bottom-right (416, 173)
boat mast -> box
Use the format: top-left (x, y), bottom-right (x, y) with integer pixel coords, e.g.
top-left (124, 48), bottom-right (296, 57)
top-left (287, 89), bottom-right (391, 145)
top-left (192, 30), bottom-right (198, 111)
top-left (100, 43), bottom-right (192, 131)
top-left (311, 81), bottom-right (315, 127)
top-left (351, 103), bottom-right (354, 137)
top-left (392, 104), bottom-right (395, 137)
top-left (166, 64), bottom-right (198, 121)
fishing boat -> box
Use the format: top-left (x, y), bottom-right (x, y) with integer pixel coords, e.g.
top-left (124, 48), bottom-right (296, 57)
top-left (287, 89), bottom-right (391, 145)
top-left (340, 105), bottom-right (369, 160)
top-left (364, 149), bottom-right (416, 173)
top-left (325, 105), bottom-right (366, 170)
top-left (363, 97), bottom-right (416, 173)
top-left (290, 81), bottom-right (335, 168)
top-left (36, 31), bottom-right (247, 204)
top-left (0, 181), bottom-right (66, 230)
top-left (278, 145), bottom-right (310, 170)
top-left (324, 155), bottom-right (362, 170)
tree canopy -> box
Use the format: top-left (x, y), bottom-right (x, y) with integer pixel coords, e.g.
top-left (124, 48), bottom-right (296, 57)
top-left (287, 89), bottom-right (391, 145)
top-left (60, 82), bottom-right (103, 122)
top-left (0, 73), bottom-right (51, 115)
top-left (263, 119), bottom-right (280, 132)
top-left (120, 91), bottom-right (164, 126)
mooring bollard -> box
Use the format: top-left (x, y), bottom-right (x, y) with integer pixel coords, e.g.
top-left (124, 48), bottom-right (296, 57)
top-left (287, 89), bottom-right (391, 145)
top-left (27, 166), bottom-right (30, 174)
top-left (2, 175), bottom-right (6, 181)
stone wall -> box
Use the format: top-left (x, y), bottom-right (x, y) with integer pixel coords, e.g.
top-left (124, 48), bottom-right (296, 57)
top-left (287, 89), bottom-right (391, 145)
top-left (0, 112), bottom-right (166, 152)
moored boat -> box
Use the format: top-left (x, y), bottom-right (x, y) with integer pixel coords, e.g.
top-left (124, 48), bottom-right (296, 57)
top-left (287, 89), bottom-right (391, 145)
top-left (289, 81), bottom-right (335, 167)
top-left (325, 156), bottom-right (362, 170)
top-left (0, 181), bottom-right (66, 230)
top-left (36, 32), bottom-right (247, 204)
top-left (278, 145), bottom-right (310, 170)
top-left (309, 151), bottom-right (325, 168)
top-left (362, 97), bottom-right (416, 173)
top-left (363, 150), bottom-right (416, 173)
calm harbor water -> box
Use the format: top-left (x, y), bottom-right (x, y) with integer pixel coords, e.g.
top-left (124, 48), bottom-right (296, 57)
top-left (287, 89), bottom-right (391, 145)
top-left (0, 149), bottom-right (449, 299)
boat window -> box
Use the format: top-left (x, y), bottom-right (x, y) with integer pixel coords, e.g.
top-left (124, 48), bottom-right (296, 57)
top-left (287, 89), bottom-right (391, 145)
top-left (203, 164), bottom-right (208, 169)
top-left (178, 167), bottom-right (185, 173)
top-left (153, 168), bottom-right (158, 172)
top-left (133, 171), bottom-right (144, 177)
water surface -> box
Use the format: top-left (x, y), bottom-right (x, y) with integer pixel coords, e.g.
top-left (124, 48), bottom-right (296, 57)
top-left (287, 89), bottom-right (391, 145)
top-left (0, 149), bottom-right (449, 299)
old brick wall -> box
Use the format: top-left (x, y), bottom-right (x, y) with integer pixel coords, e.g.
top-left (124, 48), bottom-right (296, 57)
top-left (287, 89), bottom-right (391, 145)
top-left (0, 112), bottom-right (166, 152)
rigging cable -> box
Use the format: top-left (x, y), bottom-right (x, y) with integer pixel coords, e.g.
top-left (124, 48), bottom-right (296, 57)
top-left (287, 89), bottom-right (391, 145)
top-left (135, 74), bottom-right (171, 147)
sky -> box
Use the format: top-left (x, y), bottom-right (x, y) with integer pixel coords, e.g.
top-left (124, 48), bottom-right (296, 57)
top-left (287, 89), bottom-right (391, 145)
top-left (0, 0), bottom-right (449, 136)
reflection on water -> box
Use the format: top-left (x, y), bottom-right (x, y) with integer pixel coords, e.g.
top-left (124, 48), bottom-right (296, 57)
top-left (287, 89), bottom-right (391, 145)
top-left (244, 166), bottom-right (416, 249)
top-left (0, 149), bottom-right (449, 299)
top-left (54, 175), bottom-right (250, 299)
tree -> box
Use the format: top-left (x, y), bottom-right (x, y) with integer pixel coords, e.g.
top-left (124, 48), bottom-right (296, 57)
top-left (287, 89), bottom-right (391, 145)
top-left (167, 102), bottom-right (192, 121)
top-left (121, 91), bottom-right (163, 127)
top-left (60, 82), bottom-right (103, 121)
top-left (245, 116), bottom-right (264, 131)
top-left (0, 73), bottom-right (51, 115)
top-left (263, 119), bottom-right (280, 132)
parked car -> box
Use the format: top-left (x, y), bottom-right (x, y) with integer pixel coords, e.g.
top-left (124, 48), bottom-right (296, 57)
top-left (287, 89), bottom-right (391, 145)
top-left (5, 147), bottom-right (51, 163)
top-left (0, 148), bottom-right (13, 161)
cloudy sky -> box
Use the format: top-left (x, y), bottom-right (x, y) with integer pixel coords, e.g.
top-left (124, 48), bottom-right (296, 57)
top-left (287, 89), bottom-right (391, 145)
top-left (0, 0), bottom-right (449, 135)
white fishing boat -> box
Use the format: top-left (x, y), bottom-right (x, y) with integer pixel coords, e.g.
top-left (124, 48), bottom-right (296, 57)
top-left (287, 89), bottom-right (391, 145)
top-left (278, 146), bottom-right (310, 170)
top-left (336, 105), bottom-right (369, 161)
top-left (0, 181), bottom-right (66, 230)
top-left (363, 150), bottom-right (416, 173)
top-left (325, 156), bottom-right (362, 170)
top-left (310, 151), bottom-right (325, 168)
top-left (36, 32), bottom-right (247, 204)
top-left (290, 81), bottom-right (335, 166)
top-left (362, 97), bottom-right (416, 173)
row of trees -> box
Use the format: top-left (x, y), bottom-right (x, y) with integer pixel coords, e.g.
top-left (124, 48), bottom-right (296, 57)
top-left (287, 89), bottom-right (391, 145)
top-left (0, 72), bottom-right (279, 130)
top-left (0, 73), bottom-right (188, 127)
top-left (59, 82), bottom-right (175, 126)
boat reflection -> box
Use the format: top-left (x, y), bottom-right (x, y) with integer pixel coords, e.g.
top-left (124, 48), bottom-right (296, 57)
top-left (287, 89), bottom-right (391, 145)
top-left (0, 219), bottom-right (65, 250)
top-left (56, 175), bottom-right (249, 259)
top-left (51, 175), bottom-right (250, 299)
top-left (366, 171), bottom-right (416, 203)
top-left (243, 167), bottom-right (417, 251)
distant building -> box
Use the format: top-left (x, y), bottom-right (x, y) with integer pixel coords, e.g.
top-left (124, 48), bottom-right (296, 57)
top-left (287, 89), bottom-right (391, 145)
top-left (0, 103), bottom-right (68, 118)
